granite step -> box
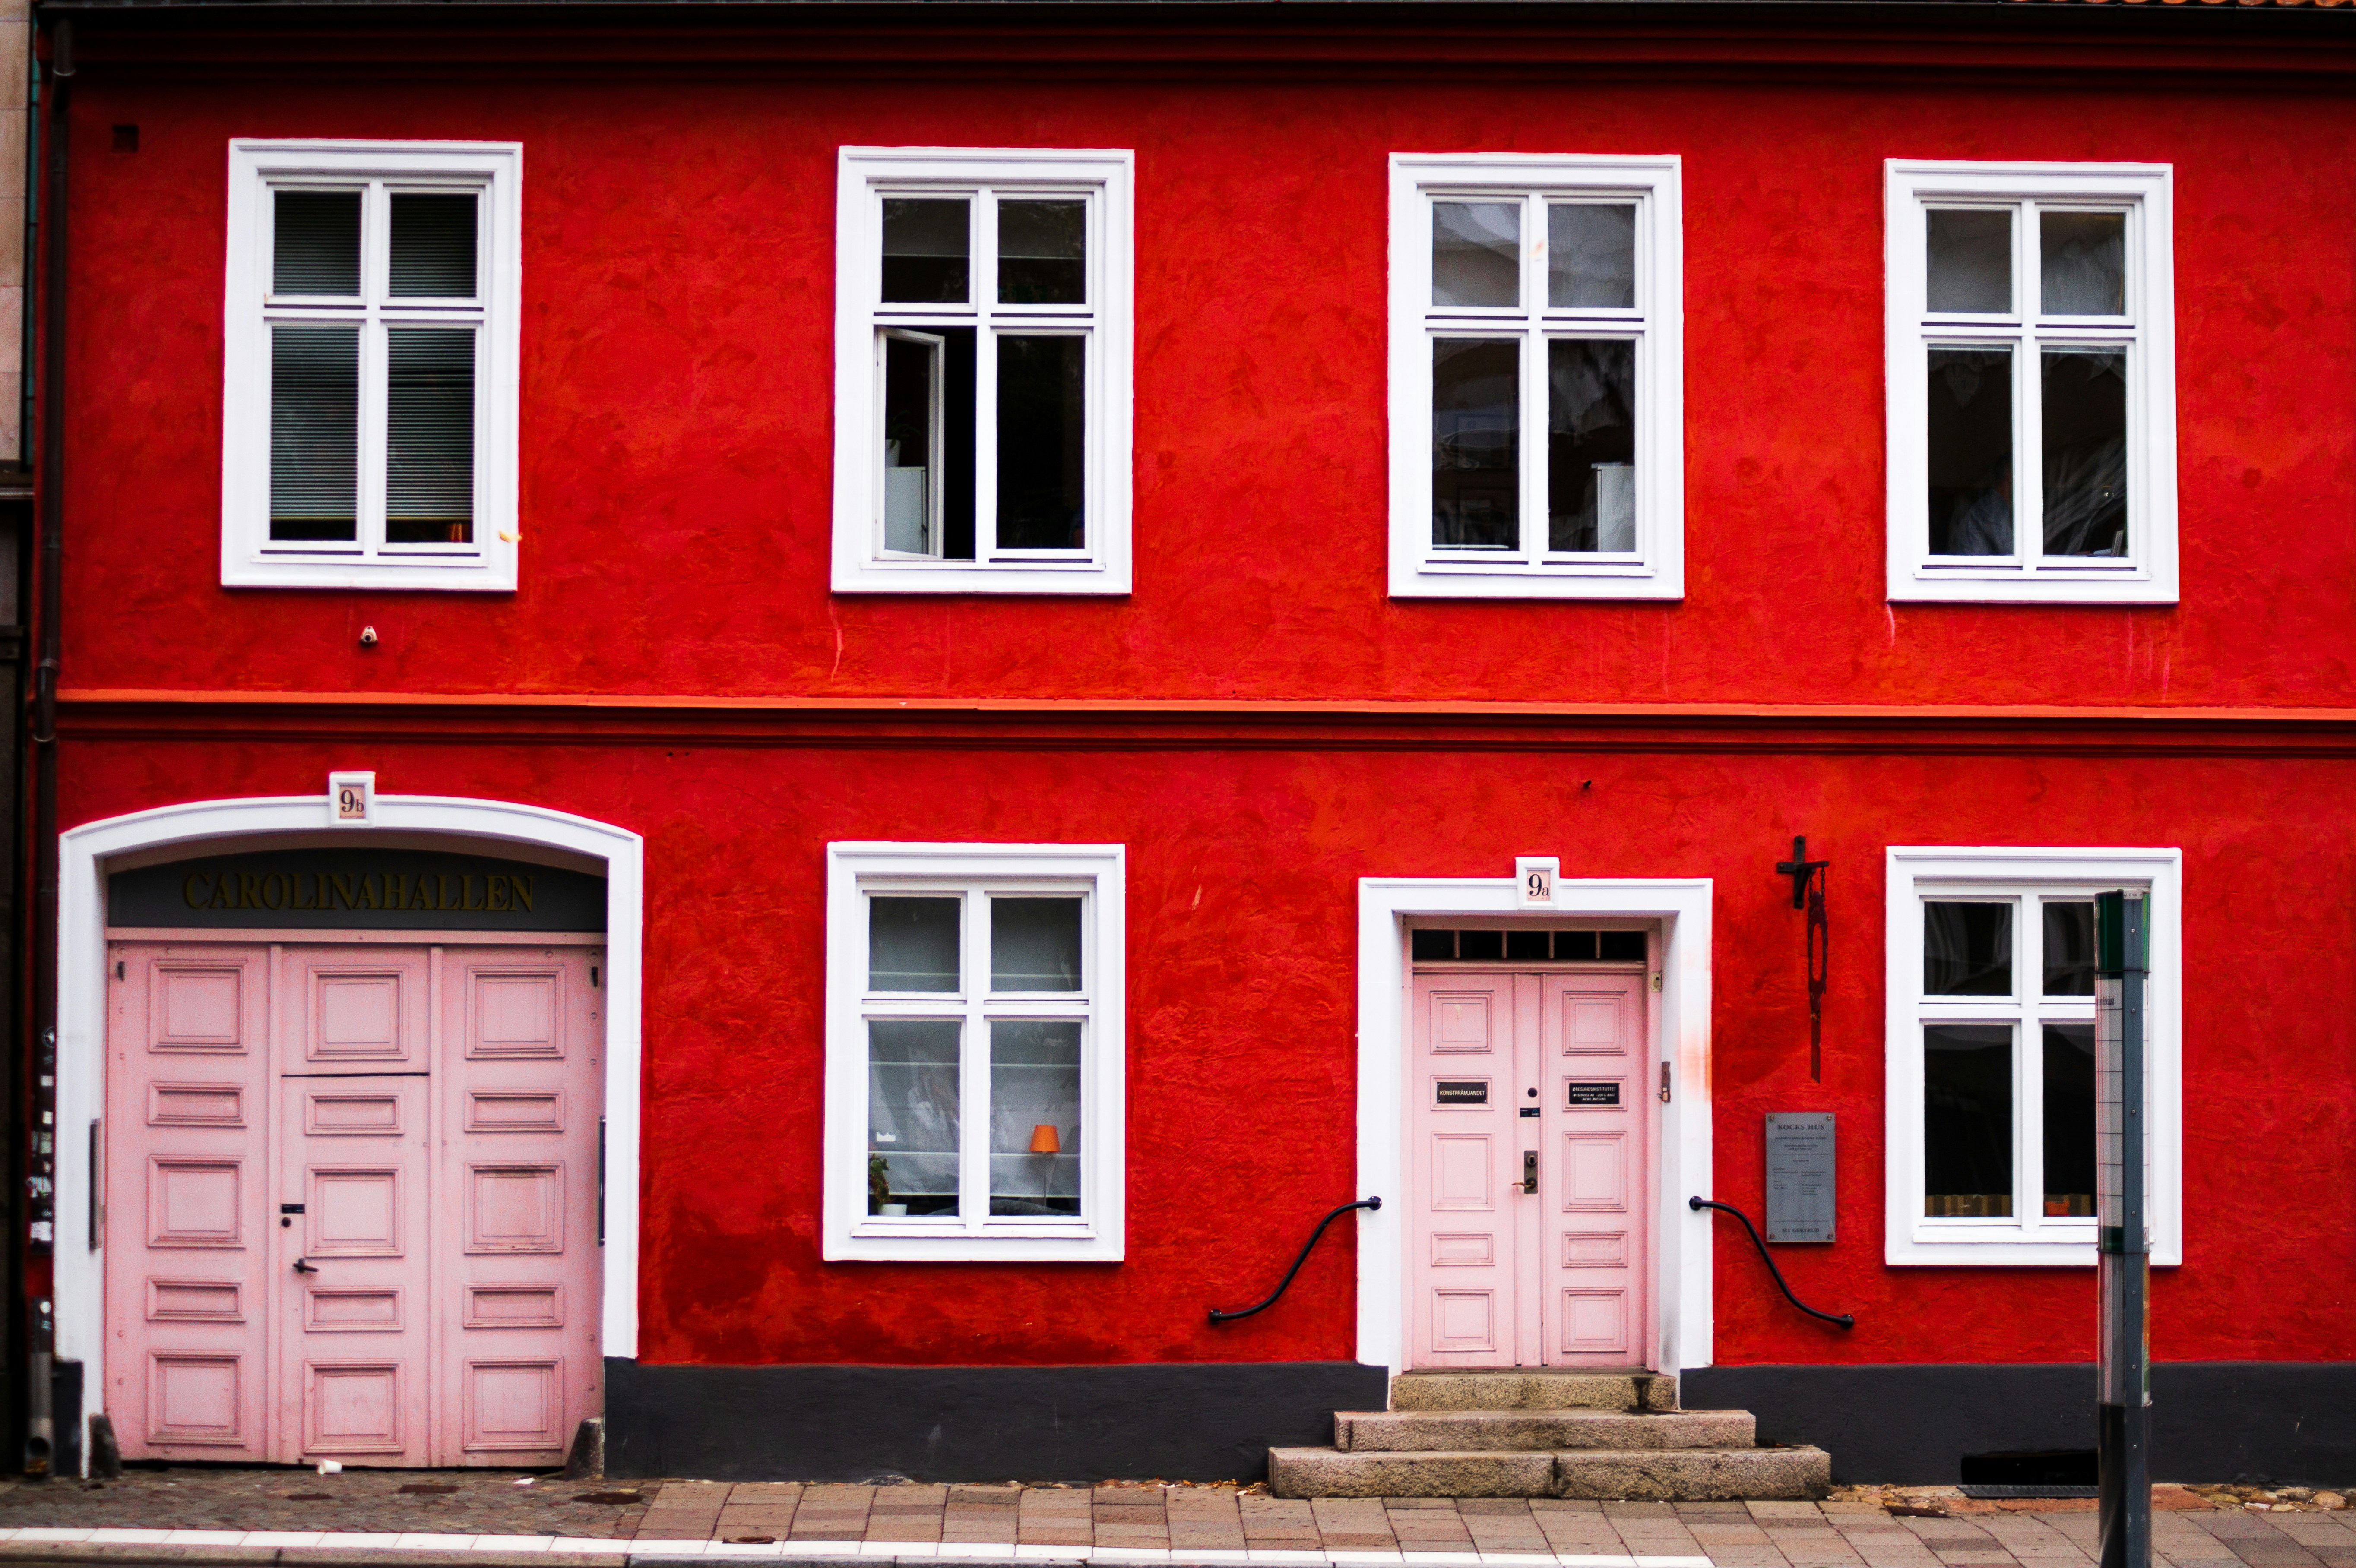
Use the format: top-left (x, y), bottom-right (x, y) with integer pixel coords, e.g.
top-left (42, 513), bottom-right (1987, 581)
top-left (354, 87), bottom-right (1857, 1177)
top-left (1265, 1442), bottom-right (1831, 1501)
top-left (1387, 1369), bottom-right (1679, 1413)
top-left (1335, 1407), bottom-right (1754, 1453)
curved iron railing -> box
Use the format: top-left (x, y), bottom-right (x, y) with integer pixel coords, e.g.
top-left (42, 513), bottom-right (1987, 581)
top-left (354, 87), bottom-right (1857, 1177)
top-left (1209, 1197), bottom-right (1381, 1324)
top-left (1689, 1196), bottom-right (1856, 1330)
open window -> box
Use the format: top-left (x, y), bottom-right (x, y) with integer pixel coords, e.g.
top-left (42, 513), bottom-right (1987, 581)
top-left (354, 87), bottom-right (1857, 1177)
top-left (833, 151), bottom-right (1133, 595)
top-left (1886, 162), bottom-right (2176, 604)
top-left (222, 141), bottom-right (521, 591)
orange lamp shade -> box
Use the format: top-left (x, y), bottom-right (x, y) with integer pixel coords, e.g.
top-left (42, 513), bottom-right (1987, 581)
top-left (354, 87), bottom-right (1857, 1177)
top-left (1028, 1124), bottom-right (1062, 1155)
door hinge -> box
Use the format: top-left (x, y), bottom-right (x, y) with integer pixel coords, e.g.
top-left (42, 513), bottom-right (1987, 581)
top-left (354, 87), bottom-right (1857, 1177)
top-left (1659, 1061), bottom-right (1672, 1103)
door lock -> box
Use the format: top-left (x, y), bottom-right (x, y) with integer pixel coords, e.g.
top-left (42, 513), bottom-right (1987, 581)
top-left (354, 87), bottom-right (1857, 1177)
top-left (292, 1258), bottom-right (319, 1275)
top-left (1520, 1150), bottom-right (1539, 1194)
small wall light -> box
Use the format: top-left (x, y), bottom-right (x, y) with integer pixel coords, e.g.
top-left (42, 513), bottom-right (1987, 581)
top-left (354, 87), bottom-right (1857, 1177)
top-left (1028, 1125), bottom-right (1061, 1155)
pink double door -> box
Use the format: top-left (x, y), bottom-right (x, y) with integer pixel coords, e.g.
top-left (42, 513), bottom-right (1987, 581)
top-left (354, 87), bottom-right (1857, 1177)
top-left (1409, 967), bottom-right (1651, 1368)
top-left (104, 939), bottom-right (604, 1466)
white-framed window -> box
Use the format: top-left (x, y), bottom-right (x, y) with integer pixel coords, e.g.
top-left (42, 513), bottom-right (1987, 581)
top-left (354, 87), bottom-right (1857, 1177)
top-left (221, 140), bottom-right (522, 591)
top-left (823, 842), bottom-right (1126, 1261)
top-left (1886, 161), bottom-right (2176, 604)
top-left (1884, 847), bottom-right (2182, 1267)
top-left (831, 149), bottom-right (1134, 596)
top-left (1387, 154), bottom-right (1683, 601)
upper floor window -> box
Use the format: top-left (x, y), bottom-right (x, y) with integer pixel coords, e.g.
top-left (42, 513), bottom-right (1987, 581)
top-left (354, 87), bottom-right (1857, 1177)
top-left (832, 149), bottom-right (1134, 596)
top-left (221, 141), bottom-right (522, 591)
top-left (1883, 847), bottom-right (2182, 1268)
top-left (1388, 154), bottom-right (1683, 601)
top-left (1886, 162), bottom-right (2176, 604)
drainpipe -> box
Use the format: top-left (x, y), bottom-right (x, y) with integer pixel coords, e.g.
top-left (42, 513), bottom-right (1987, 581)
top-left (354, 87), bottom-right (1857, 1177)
top-left (23, 13), bottom-right (68, 1481)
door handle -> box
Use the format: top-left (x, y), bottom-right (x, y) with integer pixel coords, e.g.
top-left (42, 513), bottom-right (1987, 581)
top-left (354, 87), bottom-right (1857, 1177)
top-left (1520, 1150), bottom-right (1538, 1195)
top-left (292, 1258), bottom-right (319, 1275)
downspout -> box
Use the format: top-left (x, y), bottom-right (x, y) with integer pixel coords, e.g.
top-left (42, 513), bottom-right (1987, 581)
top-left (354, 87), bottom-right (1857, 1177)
top-left (23, 12), bottom-right (66, 1481)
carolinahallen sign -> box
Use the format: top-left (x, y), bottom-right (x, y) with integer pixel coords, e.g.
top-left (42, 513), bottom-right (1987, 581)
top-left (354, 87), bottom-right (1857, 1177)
top-left (108, 849), bottom-right (606, 932)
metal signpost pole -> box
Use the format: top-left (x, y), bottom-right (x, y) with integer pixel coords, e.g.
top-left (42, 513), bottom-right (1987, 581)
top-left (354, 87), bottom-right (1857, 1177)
top-left (2096, 891), bottom-right (2151, 1568)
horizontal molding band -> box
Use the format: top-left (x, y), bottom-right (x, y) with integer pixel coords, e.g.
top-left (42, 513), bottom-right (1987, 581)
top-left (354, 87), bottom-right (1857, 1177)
top-left (53, 688), bottom-right (2356, 757)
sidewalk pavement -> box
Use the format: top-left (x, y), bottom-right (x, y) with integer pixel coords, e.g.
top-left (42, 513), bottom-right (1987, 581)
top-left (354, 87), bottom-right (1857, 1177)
top-left (0, 1473), bottom-right (2343, 1568)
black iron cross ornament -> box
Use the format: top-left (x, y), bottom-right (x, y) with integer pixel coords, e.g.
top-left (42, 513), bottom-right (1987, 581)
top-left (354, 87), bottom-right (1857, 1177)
top-left (1774, 836), bottom-right (1830, 1082)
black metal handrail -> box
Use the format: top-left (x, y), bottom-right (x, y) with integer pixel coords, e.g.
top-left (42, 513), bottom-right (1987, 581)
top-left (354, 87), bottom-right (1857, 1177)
top-left (1209, 1197), bottom-right (1381, 1324)
top-left (1688, 1196), bottom-right (1855, 1330)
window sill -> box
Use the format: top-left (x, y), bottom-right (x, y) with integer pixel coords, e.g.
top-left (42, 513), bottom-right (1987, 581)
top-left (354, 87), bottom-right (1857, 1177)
top-left (1888, 569), bottom-right (2176, 606)
top-left (833, 559), bottom-right (1130, 597)
top-left (1888, 1228), bottom-right (2181, 1268)
top-left (223, 556), bottom-right (517, 593)
top-left (829, 1223), bottom-right (1118, 1264)
top-left (1390, 562), bottom-right (1683, 601)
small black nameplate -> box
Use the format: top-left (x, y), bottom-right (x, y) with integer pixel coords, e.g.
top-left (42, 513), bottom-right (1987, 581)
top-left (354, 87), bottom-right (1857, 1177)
top-left (1435, 1081), bottom-right (1488, 1105)
top-left (1567, 1082), bottom-right (1621, 1107)
top-left (1519, 1107), bottom-right (1541, 1118)
top-left (279, 1204), bottom-right (305, 1215)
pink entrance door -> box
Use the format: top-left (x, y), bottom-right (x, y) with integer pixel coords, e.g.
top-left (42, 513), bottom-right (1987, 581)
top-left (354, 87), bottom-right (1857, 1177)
top-left (105, 939), bottom-right (603, 1466)
top-left (1409, 960), bottom-right (1650, 1369)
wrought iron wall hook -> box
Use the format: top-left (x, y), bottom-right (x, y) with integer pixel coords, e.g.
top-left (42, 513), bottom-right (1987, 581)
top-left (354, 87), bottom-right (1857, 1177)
top-left (1774, 836), bottom-right (1830, 1082)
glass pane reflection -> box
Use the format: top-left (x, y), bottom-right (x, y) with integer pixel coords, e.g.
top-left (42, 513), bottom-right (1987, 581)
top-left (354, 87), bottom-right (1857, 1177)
top-left (2042, 902), bottom-right (2096, 996)
top-left (1433, 201), bottom-right (1520, 308)
top-left (1548, 204), bottom-right (1635, 310)
top-left (991, 898), bottom-right (1082, 991)
top-left (1927, 209), bottom-right (2012, 314)
top-left (1926, 901), bottom-right (2012, 996)
top-left (2042, 1023), bottom-right (2097, 1217)
top-left (870, 896), bottom-right (960, 991)
top-left (1924, 1024), bottom-right (2013, 1217)
top-left (883, 198), bottom-right (970, 304)
top-left (1433, 338), bottom-right (1519, 549)
top-left (2042, 350), bottom-right (2127, 559)
top-left (1548, 339), bottom-right (1635, 552)
top-left (868, 1020), bottom-right (962, 1216)
top-left (991, 1021), bottom-right (1081, 1216)
top-left (1928, 348), bottom-right (2014, 556)
top-left (2041, 212), bottom-right (2126, 317)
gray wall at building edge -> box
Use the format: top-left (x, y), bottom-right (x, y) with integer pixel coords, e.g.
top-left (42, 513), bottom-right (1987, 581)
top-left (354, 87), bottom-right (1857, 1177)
top-left (1685, 1363), bottom-right (2356, 1486)
top-left (603, 1360), bottom-right (1389, 1483)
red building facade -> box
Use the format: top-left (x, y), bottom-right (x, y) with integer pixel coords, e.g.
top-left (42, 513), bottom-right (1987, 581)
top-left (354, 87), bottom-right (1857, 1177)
top-left (30, 0), bottom-right (2356, 1483)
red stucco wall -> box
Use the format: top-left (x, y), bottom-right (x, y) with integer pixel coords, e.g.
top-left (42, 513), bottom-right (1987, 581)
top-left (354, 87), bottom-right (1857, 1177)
top-left (46, 22), bottom-right (2356, 1371)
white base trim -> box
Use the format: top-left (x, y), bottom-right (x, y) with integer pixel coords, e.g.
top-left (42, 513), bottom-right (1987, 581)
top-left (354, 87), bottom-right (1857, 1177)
top-left (1355, 876), bottom-right (1714, 1376)
top-left (57, 793), bottom-right (644, 1473)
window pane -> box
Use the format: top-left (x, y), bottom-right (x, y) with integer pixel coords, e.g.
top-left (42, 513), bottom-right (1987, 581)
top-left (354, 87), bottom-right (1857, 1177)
top-left (990, 1020), bottom-right (1081, 1217)
top-left (1457, 930), bottom-right (1503, 961)
top-left (2042, 1023), bottom-right (2097, 1217)
top-left (2040, 212), bottom-right (2126, 317)
top-left (995, 335), bottom-right (1085, 550)
top-left (1924, 1024), bottom-right (2013, 1217)
top-left (273, 190), bottom-right (361, 296)
top-left (2042, 350), bottom-right (2127, 559)
top-left (1599, 931), bottom-right (1646, 961)
top-left (991, 897), bottom-right (1082, 991)
top-left (998, 199), bottom-right (1086, 305)
top-left (1926, 209), bottom-right (2011, 314)
top-left (1556, 931), bottom-right (1599, 961)
top-left (1928, 347), bottom-right (2013, 556)
top-left (868, 1020), bottom-right (961, 1216)
top-left (883, 334), bottom-right (940, 556)
top-left (869, 896), bottom-right (960, 991)
top-left (1409, 930), bottom-right (1456, 961)
top-left (2042, 901), bottom-right (2096, 996)
top-left (1432, 338), bottom-right (1518, 550)
top-left (940, 327), bottom-right (978, 560)
top-left (1925, 901), bottom-right (2012, 996)
top-left (1433, 201), bottom-right (1520, 309)
top-left (1547, 339), bottom-right (1635, 553)
top-left (1548, 204), bottom-right (1635, 310)
top-left (389, 192), bottom-right (478, 298)
top-left (385, 328), bottom-right (476, 545)
top-left (1504, 929), bottom-right (1550, 961)
top-left (269, 325), bottom-right (360, 542)
top-left (882, 198), bottom-right (969, 304)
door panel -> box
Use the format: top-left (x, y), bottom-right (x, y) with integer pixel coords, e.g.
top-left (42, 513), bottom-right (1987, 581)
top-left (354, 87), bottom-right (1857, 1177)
top-left (1410, 973), bottom-right (1517, 1367)
top-left (435, 948), bottom-right (601, 1466)
top-left (1542, 974), bottom-right (1648, 1367)
top-left (105, 934), bottom-right (604, 1467)
top-left (106, 944), bottom-right (273, 1462)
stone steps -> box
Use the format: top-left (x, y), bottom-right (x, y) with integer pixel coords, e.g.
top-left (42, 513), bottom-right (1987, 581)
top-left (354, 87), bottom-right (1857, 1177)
top-left (1334, 1407), bottom-right (1754, 1452)
top-left (1266, 1370), bottom-right (1830, 1502)
top-left (1267, 1443), bottom-right (1833, 1501)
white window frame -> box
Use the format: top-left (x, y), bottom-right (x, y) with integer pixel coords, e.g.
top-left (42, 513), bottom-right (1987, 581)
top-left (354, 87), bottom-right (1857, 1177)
top-left (1885, 847), bottom-right (2182, 1267)
top-left (1886, 161), bottom-right (2176, 604)
top-left (221, 139), bottom-right (522, 592)
top-left (832, 148), bottom-right (1134, 596)
top-left (823, 842), bottom-right (1126, 1261)
top-left (1387, 153), bottom-right (1683, 601)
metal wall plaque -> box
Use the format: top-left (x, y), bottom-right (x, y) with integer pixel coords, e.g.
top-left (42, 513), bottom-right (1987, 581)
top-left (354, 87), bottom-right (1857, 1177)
top-left (1765, 1113), bottom-right (1835, 1242)
top-left (109, 849), bottom-right (607, 932)
top-left (1434, 1081), bottom-right (1488, 1106)
top-left (1567, 1082), bottom-right (1621, 1107)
